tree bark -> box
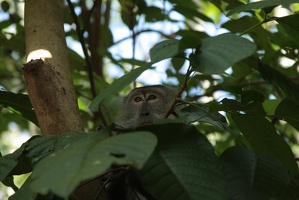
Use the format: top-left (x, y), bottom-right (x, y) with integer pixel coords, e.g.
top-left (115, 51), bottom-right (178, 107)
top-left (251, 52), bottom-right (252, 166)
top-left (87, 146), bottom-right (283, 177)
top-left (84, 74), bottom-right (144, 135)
top-left (24, 0), bottom-right (83, 135)
top-left (24, 0), bottom-right (107, 199)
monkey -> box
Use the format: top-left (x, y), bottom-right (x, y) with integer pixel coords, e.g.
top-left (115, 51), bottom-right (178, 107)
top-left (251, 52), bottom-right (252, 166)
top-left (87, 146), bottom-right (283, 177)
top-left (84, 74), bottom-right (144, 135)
top-left (115, 85), bottom-right (178, 129)
top-left (104, 85), bottom-right (179, 200)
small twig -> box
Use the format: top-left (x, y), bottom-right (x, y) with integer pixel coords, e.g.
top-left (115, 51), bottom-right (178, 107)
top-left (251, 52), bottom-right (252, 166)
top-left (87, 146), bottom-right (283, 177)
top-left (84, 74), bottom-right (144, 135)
top-left (113, 29), bottom-right (171, 46)
top-left (240, 16), bottom-right (278, 36)
top-left (164, 65), bottom-right (193, 118)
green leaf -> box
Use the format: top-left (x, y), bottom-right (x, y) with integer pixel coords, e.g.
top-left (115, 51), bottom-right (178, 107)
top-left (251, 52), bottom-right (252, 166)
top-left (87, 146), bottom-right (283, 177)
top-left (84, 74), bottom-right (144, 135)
top-left (210, 98), bottom-right (266, 116)
top-left (68, 48), bottom-right (85, 71)
top-left (1, 1), bottom-right (10, 12)
top-left (143, 6), bottom-right (165, 22)
top-left (0, 133), bottom-right (87, 182)
top-left (0, 137), bottom-right (35, 181)
top-left (231, 114), bottom-right (298, 177)
top-left (241, 90), bottom-right (265, 104)
top-left (178, 30), bottom-right (208, 49)
top-left (227, 0), bottom-right (280, 16)
top-left (226, 0), bottom-right (298, 16)
top-left (180, 104), bottom-right (228, 130)
top-left (137, 124), bottom-right (227, 200)
top-left (190, 33), bottom-right (256, 74)
top-left (173, 5), bottom-right (213, 23)
top-left (275, 98), bottom-right (299, 131)
top-left (30, 131), bottom-right (156, 198)
top-left (0, 91), bottom-right (39, 126)
top-left (262, 99), bottom-right (281, 115)
top-left (2, 176), bottom-right (18, 191)
top-left (119, 0), bottom-right (136, 29)
top-left (276, 14), bottom-right (299, 46)
top-left (258, 62), bottom-right (299, 104)
top-left (9, 176), bottom-right (38, 200)
top-left (149, 39), bottom-right (180, 63)
top-left (221, 146), bottom-right (290, 199)
top-left (89, 63), bottom-right (153, 112)
top-left (25, 132), bottom-right (87, 167)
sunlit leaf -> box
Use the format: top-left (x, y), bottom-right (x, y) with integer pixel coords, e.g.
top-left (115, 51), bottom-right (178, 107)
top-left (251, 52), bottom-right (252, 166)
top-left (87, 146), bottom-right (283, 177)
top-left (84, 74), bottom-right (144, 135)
top-left (9, 176), bottom-right (38, 200)
top-left (227, 0), bottom-right (280, 16)
top-left (262, 100), bottom-right (281, 115)
top-left (173, 5), bottom-right (213, 23)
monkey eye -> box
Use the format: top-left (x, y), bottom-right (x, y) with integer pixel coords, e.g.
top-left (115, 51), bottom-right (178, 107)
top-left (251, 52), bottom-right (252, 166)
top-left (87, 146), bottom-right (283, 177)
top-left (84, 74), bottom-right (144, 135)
top-left (134, 97), bottom-right (142, 102)
top-left (148, 94), bottom-right (157, 100)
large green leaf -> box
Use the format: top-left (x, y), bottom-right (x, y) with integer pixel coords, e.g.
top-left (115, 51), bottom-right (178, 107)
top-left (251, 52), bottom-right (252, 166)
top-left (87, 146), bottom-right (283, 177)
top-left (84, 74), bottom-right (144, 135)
top-left (89, 63), bottom-right (152, 112)
top-left (258, 62), bottom-right (299, 104)
top-left (226, 0), bottom-right (297, 16)
top-left (119, 0), bottom-right (137, 29)
top-left (149, 39), bottom-right (180, 63)
top-left (0, 133), bottom-right (86, 182)
top-left (0, 91), bottom-right (38, 126)
top-left (262, 99), bottom-right (281, 115)
top-left (180, 104), bottom-right (228, 130)
top-left (189, 33), bottom-right (256, 74)
top-left (221, 146), bottom-right (291, 199)
top-left (276, 14), bottom-right (299, 47)
top-left (275, 98), bottom-right (299, 131)
top-left (29, 131), bottom-right (156, 198)
top-left (143, 6), bottom-right (165, 22)
top-left (210, 98), bottom-right (266, 116)
top-left (173, 5), bottom-right (213, 23)
top-left (137, 124), bottom-right (227, 200)
top-left (9, 176), bottom-right (38, 200)
top-left (231, 114), bottom-right (298, 177)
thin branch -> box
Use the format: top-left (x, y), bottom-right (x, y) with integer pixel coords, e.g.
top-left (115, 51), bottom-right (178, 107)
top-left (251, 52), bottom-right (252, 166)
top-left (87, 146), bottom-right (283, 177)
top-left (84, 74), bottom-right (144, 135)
top-left (240, 16), bottom-right (278, 36)
top-left (66, 0), bottom-right (108, 126)
top-left (164, 65), bottom-right (193, 118)
top-left (113, 29), bottom-right (171, 46)
top-left (66, 0), bottom-right (96, 98)
top-left (82, 0), bottom-right (101, 33)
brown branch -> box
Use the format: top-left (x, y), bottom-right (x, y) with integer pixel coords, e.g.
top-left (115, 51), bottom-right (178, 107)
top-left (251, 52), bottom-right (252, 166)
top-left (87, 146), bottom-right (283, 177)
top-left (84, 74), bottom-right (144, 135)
top-left (66, 0), bottom-right (108, 126)
top-left (66, 0), bottom-right (96, 98)
top-left (24, 0), bottom-right (84, 135)
top-left (164, 65), bottom-right (193, 118)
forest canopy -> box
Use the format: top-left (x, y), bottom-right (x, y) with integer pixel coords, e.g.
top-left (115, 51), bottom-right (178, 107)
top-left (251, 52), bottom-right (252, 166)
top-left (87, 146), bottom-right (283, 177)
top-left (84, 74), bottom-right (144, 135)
top-left (0, 0), bottom-right (299, 199)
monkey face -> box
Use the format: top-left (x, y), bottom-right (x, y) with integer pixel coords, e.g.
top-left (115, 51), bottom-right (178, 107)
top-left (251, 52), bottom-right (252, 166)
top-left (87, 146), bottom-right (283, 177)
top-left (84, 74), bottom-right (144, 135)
top-left (115, 85), bottom-right (177, 129)
top-left (130, 92), bottom-right (164, 126)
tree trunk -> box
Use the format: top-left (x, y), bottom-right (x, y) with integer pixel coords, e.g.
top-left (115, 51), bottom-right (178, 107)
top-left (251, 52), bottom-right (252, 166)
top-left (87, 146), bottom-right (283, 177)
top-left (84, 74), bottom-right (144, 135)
top-left (24, 0), bottom-right (107, 199)
top-left (24, 0), bottom-right (83, 135)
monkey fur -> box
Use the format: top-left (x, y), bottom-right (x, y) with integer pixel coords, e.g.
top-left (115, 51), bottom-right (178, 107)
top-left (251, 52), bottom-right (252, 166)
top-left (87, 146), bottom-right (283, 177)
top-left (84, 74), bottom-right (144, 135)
top-left (105, 85), bottom-right (178, 200)
top-left (115, 85), bottom-right (178, 129)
